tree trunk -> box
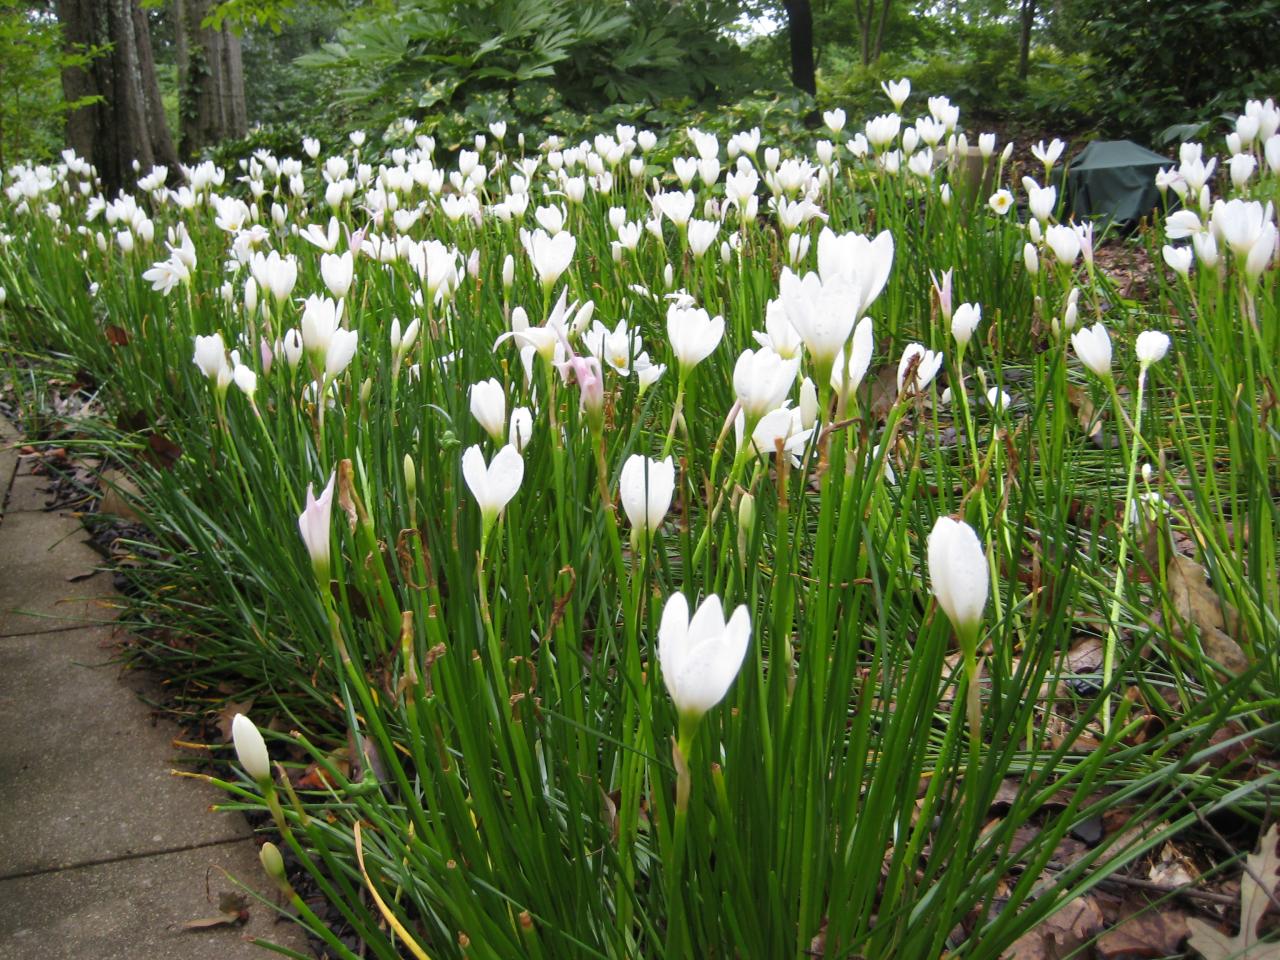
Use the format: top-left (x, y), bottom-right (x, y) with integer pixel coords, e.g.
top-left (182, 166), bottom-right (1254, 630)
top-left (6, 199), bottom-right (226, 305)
top-left (1018, 0), bottom-right (1036, 80)
top-left (175, 0), bottom-right (248, 159)
top-left (782, 0), bottom-right (816, 96)
top-left (56, 0), bottom-right (178, 193)
top-left (872, 0), bottom-right (892, 63)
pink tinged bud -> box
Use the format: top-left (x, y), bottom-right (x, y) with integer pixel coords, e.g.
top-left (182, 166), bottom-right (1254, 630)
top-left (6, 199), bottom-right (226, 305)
top-left (231, 713), bottom-right (271, 782)
top-left (298, 472), bottom-right (336, 579)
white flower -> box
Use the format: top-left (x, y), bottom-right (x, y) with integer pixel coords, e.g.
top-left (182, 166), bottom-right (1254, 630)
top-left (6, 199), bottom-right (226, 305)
top-left (1030, 138), bottom-right (1065, 170)
top-left (525, 228), bottom-right (576, 290)
top-left (823, 108), bottom-right (846, 134)
top-left (469, 378), bottom-right (506, 441)
top-left (1161, 245), bottom-right (1192, 277)
top-left (1022, 177), bottom-right (1056, 222)
top-left (1071, 323), bottom-right (1112, 379)
top-left (461, 444), bottom-right (524, 529)
top-left (988, 189), bottom-right (1013, 216)
top-left (1044, 224), bottom-right (1081, 266)
top-left (620, 455), bottom-right (676, 534)
top-left (927, 516), bottom-right (989, 636)
top-left (951, 303), bottom-right (981, 349)
top-left (667, 301), bottom-right (724, 373)
top-left (754, 299), bottom-right (804, 359)
top-left (658, 593), bottom-right (751, 720)
top-left (1164, 209), bottom-right (1203, 240)
top-left (733, 347), bottom-right (801, 420)
top-left (881, 78), bottom-right (910, 110)
top-left (193, 334), bottom-right (228, 381)
top-left (1135, 330), bottom-right (1170, 368)
top-left (830, 317), bottom-right (874, 398)
top-left (776, 268), bottom-right (863, 369)
top-left (231, 714), bottom-right (271, 782)
top-left (324, 329), bottom-right (359, 379)
top-left (321, 251), bottom-right (354, 299)
top-left (897, 343), bottom-right (943, 396)
top-left (509, 406), bottom-right (533, 452)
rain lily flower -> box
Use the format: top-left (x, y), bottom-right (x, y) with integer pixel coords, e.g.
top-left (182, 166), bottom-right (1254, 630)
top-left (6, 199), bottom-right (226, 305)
top-left (509, 406), bottom-right (533, 453)
top-left (193, 333), bottom-right (228, 382)
top-left (321, 251), bottom-right (354, 299)
top-left (619, 454), bottom-right (676, 537)
top-left (927, 516), bottom-right (989, 641)
top-left (658, 592), bottom-right (751, 724)
top-left (777, 268), bottom-right (862, 375)
top-left (667, 301), bottom-right (724, 375)
top-left (1044, 224), bottom-right (1081, 267)
top-left (897, 343), bottom-right (943, 396)
top-left (1162, 245), bottom-right (1193, 277)
top-left (1071, 323), bottom-right (1112, 379)
top-left (988, 189), bottom-right (1013, 215)
top-left (231, 714), bottom-right (271, 783)
top-left (525, 228), bottom-right (576, 291)
top-left (1135, 330), bottom-right (1170, 369)
top-left (736, 405), bottom-right (812, 462)
top-left (816, 227), bottom-right (894, 312)
top-left (469, 378), bottom-right (506, 442)
top-left (881, 78), bottom-right (910, 109)
top-left (298, 472), bottom-right (336, 581)
top-left (1030, 138), bottom-right (1065, 172)
top-left (461, 444), bottom-right (524, 534)
top-left (734, 347), bottom-right (801, 421)
top-left (951, 303), bottom-right (981, 350)
top-left (830, 317), bottom-right (874, 400)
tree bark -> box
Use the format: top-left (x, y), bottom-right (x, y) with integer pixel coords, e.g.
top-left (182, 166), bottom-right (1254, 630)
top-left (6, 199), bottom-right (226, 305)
top-left (175, 0), bottom-right (247, 159)
top-left (1018, 0), bottom-right (1036, 80)
top-left (56, 0), bottom-right (178, 193)
top-left (782, 0), bottom-right (816, 96)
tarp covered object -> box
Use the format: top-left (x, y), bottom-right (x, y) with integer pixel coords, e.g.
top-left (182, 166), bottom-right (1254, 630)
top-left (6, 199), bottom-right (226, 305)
top-left (1066, 140), bottom-right (1171, 225)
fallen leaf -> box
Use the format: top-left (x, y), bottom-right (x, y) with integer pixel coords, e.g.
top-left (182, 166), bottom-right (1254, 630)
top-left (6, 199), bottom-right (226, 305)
top-left (1096, 908), bottom-right (1190, 959)
top-left (1003, 895), bottom-right (1105, 959)
top-left (215, 698), bottom-right (255, 742)
top-left (1187, 824), bottom-right (1280, 960)
top-left (1166, 553), bottom-right (1248, 676)
top-left (105, 324), bottom-right (130, 346)
top-left (179, 891), bottom-right (248, 931)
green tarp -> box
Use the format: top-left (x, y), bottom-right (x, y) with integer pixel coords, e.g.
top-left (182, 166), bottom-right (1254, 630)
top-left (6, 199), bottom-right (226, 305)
top-left (1066, 140), bottom-right (1171, 226)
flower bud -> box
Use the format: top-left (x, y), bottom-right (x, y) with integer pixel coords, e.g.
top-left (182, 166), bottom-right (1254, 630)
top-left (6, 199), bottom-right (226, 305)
top-left (231, 713), bottom-right (271, 783)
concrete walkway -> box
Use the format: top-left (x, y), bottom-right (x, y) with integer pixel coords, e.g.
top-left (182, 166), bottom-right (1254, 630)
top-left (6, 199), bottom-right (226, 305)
top-left (0, 414), bottom-right (309, 959)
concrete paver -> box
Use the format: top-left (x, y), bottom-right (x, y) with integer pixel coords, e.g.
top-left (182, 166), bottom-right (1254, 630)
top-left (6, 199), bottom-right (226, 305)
top-left (0, 843), bottom-right (304, 960)
top-left (0, 510), bottom-right (113, 637)
top-left (0, 628), bottom-right (250, 877)
top-left (0, 412), bottom-right (311, 957)
top-left (4, 469), bottom-right (55, 513)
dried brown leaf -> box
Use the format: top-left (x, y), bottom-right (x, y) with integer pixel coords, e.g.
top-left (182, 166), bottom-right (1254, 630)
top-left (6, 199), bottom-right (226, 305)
top-left (1187, 824), bottom-right (1280, 960)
